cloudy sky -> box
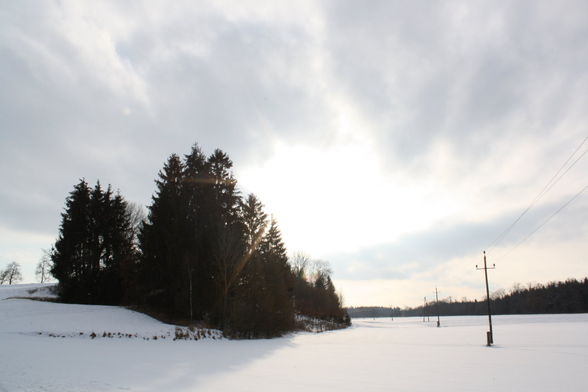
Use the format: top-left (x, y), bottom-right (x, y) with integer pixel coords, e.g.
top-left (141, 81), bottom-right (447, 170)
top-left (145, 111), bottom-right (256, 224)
top-left (1, 0), bottom-right (587, 307)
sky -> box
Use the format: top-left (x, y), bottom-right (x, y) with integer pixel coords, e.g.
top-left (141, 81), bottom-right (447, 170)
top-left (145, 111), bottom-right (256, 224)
top-left (1, 0), bottom-right (587, 307)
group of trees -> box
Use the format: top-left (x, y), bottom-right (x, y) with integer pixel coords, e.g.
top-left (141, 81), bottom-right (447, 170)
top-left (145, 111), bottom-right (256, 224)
top-left (0, 256), bottom-right (54, 286)
top-left (50, 181), bottom-right (137, 304)
top-left (50, 143), bottom-right (349, 337)
top-left (349, 278), bottom-right (588, 318)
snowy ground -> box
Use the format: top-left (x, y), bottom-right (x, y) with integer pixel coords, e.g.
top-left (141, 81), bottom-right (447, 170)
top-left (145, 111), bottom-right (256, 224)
top-left (1, 284), bottom-right (587, 391)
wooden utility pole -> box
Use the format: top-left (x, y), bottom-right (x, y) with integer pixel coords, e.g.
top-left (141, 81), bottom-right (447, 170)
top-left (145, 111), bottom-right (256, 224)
top-left (435, 287), bottom-right (440, 328)
top-left (423, 296), bottom-right (427, 322)
top-left (476, 250), bottom-right (495, 346)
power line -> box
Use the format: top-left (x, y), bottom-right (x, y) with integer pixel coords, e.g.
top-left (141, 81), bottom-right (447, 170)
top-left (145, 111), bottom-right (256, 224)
top-left (536, 140), bottom-right (587, 200)
top-left (487, 135), bottom-right (588, 251)
top-left (495, 184), bottom-right (588, 262)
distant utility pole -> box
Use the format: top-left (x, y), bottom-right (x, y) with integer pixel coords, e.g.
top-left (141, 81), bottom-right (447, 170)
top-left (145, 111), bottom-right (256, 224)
top-left (423, 297), bottom-right (427, 322)
top-left (435, 287), bottom-right (440, 328)
top-left (476, 250), bottom-right (495, 346)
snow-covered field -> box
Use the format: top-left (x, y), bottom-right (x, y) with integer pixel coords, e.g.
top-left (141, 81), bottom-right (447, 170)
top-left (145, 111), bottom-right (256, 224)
top-left (2, 284), bottom-right (587, 391)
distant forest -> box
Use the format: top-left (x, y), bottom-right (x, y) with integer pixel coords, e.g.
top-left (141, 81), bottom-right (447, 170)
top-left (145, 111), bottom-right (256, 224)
top-left (347, 277), bottom-right (588, 318)
top-left (50, 143), bottom-right (349, 338)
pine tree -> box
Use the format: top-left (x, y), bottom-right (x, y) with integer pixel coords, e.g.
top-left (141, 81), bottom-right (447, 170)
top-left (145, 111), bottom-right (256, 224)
top-left (139, 154), bottom-right (188, 315)
top-left (240, 194), bottom-right (267, 250)
top-left (51, 179), bottom-right (92, 302)
top-left (182, 144), bottom-right (213, 320)
top-left (223, 194), bottom-right (268, 335)
top-left (206, 149), bottom-right (245, 325)
top-left (51, 179), bottom-right (135, 304)
top-left (257, 218), bottom-right (295, 336)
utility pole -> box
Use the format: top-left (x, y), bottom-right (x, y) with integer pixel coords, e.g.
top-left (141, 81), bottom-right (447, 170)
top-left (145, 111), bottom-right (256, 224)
top-left (423, 296), bottom-right (427, 322)
top-left (435, 287), bottom-right (440, 328)
top-left (476, 250), bottom-right (495, 346)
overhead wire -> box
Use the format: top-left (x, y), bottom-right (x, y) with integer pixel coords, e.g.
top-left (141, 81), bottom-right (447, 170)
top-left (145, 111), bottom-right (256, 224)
top-left (486, 134), bottom-right (588, 252)
top-left (494, 184), bottom-right (588, 262)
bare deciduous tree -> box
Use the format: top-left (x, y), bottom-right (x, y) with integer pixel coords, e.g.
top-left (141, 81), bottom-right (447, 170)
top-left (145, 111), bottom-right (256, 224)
top-left (307, 259), bottom-right (332, 284)
top-left (1, 262), bottom-right (22, 285)
top-left (290, 251), bottom-right (310, 280)
top-left (126, 201), bottom-right (146, 246)
top-left (36, 249), bottom-right (53, 283)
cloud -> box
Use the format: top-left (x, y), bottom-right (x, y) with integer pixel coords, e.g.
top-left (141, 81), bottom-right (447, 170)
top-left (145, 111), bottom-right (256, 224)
top-left (1, 1), bottom-right (586, 299)
top-left (0, 1), bottom-right (328, 235)
top-left (321, 0), bottom-right (588, 164)
top-left (329, 193), bottom-right (588, 281)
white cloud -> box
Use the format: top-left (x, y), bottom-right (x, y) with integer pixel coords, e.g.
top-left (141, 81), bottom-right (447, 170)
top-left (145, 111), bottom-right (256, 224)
top-left (1, 1), bottom-right (587, 303)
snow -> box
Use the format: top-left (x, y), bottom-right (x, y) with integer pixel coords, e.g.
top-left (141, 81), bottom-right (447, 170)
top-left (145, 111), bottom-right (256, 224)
top-left (1, 284), bottom-right (588, 391)
top-left (0, 282), bottom-right (57, 300)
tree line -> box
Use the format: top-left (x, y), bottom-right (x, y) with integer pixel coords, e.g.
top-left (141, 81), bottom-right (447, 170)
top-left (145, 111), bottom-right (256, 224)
top-left (49, 143), bottom-right (349, 337)
top-left (347, 277), bottom-right (588, 318)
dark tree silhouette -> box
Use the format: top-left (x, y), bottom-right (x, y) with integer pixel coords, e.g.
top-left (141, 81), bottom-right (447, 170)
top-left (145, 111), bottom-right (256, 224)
top-left (348, 277), bottom-right (588, 318)
top-left (51, 179), bottom-right (135, 304)
top-left (49, 143), bottom-right (350, 337)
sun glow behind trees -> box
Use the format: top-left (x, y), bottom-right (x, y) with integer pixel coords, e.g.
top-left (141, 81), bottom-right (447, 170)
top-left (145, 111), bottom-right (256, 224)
top-left (239, 140), bottom-right (461, 257)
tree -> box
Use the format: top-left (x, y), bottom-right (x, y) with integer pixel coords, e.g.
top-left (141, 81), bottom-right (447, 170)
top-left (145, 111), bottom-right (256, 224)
top-left (126, 202), bottom-right (146, 248)
top-left (255, 218), bottom-right (295, 336)
top-left (139, 154), bottom-right (189, 315)
top-left (36, 249), bottom-right (53, 283)
top-left (51, 179), bottom-right (135, 304)
top-left (2, 262), bottom-right (22, 285)
top-left (290, 252), bottom-right (310, 280)
top-left (182, 144), bottom-right (214, 321)
top-left (50, 179), bottom-right (92, 301)
top-left (221, 194), bottom-right (267, 335)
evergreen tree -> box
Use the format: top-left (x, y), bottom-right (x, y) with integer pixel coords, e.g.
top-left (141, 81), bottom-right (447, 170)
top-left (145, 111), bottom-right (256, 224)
top-left (51, 179), bottom-right (135, 304)
top-left (257, 218), bottom-right (295, 335)
top-left (139, 154), bottom-right (188, 315)
top-left (223, 194), bottom-right (268, 336)
top-left (182, 144), bottom-right (213, 320)
top-left (51, 179), bottom-right (92, 301)
top-left (206, 149), bottom-right (244, 325)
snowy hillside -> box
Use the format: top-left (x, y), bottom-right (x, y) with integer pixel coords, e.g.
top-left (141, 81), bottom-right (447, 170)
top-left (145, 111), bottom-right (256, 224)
top-left (1, 286), bottom-right (588, 391)
top-left (0, 282), bottom-right (57, 300)
top-left (0, 284), bottom-right (221, 341)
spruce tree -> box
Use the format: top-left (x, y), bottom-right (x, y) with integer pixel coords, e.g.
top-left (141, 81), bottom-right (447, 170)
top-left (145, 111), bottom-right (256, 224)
top-left (183, 144), bottom-right (213, 320)
top-left (51, 179), bottom-right (134, 304)
top-left (139, 154), bottom-right (188, 315)
top-left (258, 218), bottom-right (295, 336)
top-left (51, 179), bottom-right (92, 302)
